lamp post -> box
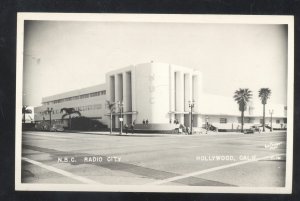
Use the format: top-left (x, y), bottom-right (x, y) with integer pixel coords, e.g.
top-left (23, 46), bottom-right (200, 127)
top-left (118, 101), bottom-right (123, 135)
top-left (47, 107), bottom-right (53, 127)
top-left (205, 116), bottom-right (209, 133)
top-left (269, 109), bottom-right (274, 132)
top-left (188, 100), bottom-right (195, 135)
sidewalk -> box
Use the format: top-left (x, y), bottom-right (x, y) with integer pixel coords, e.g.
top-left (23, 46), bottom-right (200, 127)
top-left (64, 130), bottom-right (189, 137)
top-left (62, 130), bottom-right (258, 137)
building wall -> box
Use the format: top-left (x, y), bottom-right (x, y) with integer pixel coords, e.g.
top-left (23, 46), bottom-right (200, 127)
top-left (34, 84), bottom-right (108, 126)
top-left (34, 62), bottom-right (287, 131)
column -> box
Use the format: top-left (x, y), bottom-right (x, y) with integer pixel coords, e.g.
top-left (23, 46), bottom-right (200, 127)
top-left (184, 73), bottom-right (193, 112)
top-left (169, 65), bottom-right (175, 122)
top-left (193, 74), bottom-right (199, 113)
top-left (175, 71), bottom-right (184, 124)
top-left (131, 66), bottom-right (136, 123)
top-left (193, 72), bottom-right (203, 114)
top-left (123, 72), bottom-right (128, 124)
top-left (109, 75), bottom-right (115, 102)
top-left (115, 74), bottom-right (120, 128)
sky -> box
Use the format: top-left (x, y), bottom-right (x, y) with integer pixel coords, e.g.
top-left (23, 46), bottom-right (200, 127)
top-left (23, 20), bottom-right (288, 106)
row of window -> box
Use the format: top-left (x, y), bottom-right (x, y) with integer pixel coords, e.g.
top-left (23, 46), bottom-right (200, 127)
top-left (38, 104), bottom-right (103, 115)
top-left (218, 118), bottom-right (284, 124)
top-left (74, 104), bottom-right (102, 112)
top-left (43, 90), bottom-right (106, 105)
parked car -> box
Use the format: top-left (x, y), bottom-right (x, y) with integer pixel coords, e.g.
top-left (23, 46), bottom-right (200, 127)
top-left (50, 124), bottom-right (64, 132)
top-left (250, 125), bottom-right (261, 132)
top-left (244, 125), bottom-right (261, 134)
top-left (244, 128), bottom-right (255, 134)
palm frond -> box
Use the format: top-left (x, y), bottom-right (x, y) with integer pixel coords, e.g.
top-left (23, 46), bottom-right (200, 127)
top-left (258, 88), bottom-right (271, 104)
top-left (233, 88), bottom-right (252, 112)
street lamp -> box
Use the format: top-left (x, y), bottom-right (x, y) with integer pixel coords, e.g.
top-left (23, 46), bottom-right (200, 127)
top-left (117, 101), bottom-right (124, 135)
top-left (269, 109), bottom-right (274, 132)
top-left (46, 107), bottom-right (53, 127)
top-left (205, 116), bottom-right (209, 133)
top-left (188, 100), bottom-right (195, 135)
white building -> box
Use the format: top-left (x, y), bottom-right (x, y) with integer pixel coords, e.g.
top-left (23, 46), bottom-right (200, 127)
top-left (34, 62), bottom-right (287, 131)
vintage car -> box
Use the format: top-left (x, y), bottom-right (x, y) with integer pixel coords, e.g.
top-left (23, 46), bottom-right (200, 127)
top-left (49, 124), bottom-right (64, 132)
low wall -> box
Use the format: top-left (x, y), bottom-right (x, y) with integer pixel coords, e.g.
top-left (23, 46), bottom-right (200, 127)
top-left (133, 123), bottom-right (178, 131)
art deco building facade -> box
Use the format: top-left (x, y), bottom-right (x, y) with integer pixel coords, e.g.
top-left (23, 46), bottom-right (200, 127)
top-left (34, 62), bottom-right (287, 130)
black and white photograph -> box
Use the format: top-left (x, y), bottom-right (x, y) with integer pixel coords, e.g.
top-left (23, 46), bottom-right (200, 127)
top-left (15, 13), bottom-right (294, 193)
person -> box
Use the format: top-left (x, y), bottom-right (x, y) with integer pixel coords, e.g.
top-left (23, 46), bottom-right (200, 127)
top-left (124, 123), bottom-right (128, 134)
top-left (131, 123), bottom-right (134, 134)
top-left (146, 119), bottom-right (149, 125)
top-left (143, 119), bottom-right (145, 125)
top-left (206, 122), bottom-right (209, 134)
top-left (186, 127), bottom-right (190, 135)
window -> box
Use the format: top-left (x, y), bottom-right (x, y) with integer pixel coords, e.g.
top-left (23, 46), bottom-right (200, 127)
top-left (220, 118), bottom-right (227, 124)
top-left (80, 94), bottom-right (89, 99)
top-left (276, 120), bottom-right (280, 124)
top-left (90, 92), bottom-right (100, 97)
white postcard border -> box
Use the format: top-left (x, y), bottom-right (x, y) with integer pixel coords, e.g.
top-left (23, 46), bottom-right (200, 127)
top-left (15, 13), bottom-right (294, 193)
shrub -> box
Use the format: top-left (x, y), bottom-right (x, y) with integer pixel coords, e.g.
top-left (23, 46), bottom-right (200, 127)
top-left (70, 116), bottom-right (107, 130)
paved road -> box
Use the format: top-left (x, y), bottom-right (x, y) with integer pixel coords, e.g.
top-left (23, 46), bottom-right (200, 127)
top-left (21, 131), bottom-right (286, 187)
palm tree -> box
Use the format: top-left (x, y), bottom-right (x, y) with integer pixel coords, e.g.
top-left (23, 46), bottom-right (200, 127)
top-left (233, 88), bottom-right (252, 132)
top-left (258, 88), bottom-right (271, 132)
top-left (60, 107), bottom-right (81, 129)
top-left (22, 105), bottom-right (32, 123)
top-left (106, 100), bottom-right (116, 134)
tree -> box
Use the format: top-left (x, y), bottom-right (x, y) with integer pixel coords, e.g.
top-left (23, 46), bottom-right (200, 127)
top-left (22, 105), bottom-right (32, 123)
top-left (60, 107), bottom-right (81, 129)
top-left (106, 100), bottom-right (116, 134)
top-left (258, 88), bottom-right (271, 132)
top-left (233, 88), bottom-right (252, 132)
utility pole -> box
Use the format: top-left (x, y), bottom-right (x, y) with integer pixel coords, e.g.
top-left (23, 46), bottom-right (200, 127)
top-left (269, 109), bottom-right (274, 132)
top-left (118, 101), bottom-right (123, 135)
top-left (188, 100), bottom-right (195, 135)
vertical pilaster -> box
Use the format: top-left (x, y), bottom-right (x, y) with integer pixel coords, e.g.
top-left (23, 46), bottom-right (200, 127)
top-left (169, 65), bottom-right (175, 122)
top-left (175, 71), bottom-right (184, 124)
top-left (115, 74), bottom-right (120, 128)
top-left (192, 72), bottom-right (203, 128)
top-left (184, 73), bottom-right (193, 112)
top-left (193, 74), bottom-right (199, 113)
top-left (123, 72), bottom-right (128, 124)
top-left (131, 67), bottom-right (136, 123)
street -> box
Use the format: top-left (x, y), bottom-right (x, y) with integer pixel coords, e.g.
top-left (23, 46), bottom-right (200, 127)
top-left (21, 131), bottom-right (286, 187)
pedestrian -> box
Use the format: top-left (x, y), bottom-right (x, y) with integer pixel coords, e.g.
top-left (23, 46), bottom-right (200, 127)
top-left (143, 119), bottom-right (145, 125)
top-left (131, 123), bottom-right (134, 134)
top-left (186, 127), bottom-right (190, 135)
top-left (124, 123), bottom-right (128, 134)
top-left (146, 119), bottom-right (149, 125)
